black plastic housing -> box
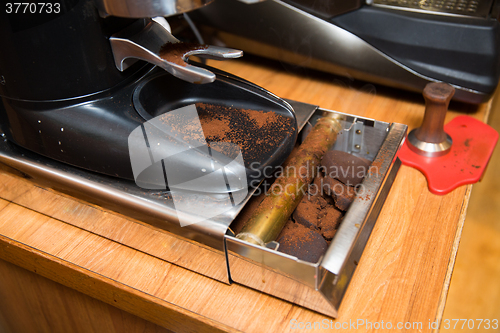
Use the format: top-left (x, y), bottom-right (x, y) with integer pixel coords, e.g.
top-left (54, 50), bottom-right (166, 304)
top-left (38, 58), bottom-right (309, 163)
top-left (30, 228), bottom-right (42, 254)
top-left (0, 66), bottom-right (297, 185)
top-left (331, 6), bottom-right (500, 95)
top-left (0, 0), bottom-right (140, 101)
top-left (190, 0), bottom-right (500, 103)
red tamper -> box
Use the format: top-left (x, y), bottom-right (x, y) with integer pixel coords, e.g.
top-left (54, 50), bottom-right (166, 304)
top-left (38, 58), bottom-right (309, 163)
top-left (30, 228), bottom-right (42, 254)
top-left (398, 82), bottom-right (498, 195)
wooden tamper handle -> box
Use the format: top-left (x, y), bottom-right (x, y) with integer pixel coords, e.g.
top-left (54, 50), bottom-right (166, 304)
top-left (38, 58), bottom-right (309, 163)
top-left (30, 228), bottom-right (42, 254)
top-left (407, 82), bottom-right (455, 157)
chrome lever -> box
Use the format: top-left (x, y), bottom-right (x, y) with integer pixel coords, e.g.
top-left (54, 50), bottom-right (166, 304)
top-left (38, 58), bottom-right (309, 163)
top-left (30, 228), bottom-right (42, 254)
top-left (109, 20), bottom-right (243, 84)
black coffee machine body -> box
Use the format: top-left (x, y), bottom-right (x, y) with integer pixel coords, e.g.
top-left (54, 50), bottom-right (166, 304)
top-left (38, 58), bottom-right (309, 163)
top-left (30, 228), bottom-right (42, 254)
top-left (0, 1), bottom-right (144, 178)
top-left (191, 0), bottom-right (500, 103)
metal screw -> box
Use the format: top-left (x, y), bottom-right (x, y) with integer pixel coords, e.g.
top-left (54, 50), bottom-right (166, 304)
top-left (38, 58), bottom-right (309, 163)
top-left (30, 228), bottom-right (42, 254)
top-left (355, 129), bottom-right (362, 134)
top-left (354, 144), bottom-right (361, 149)
top-left (0, 76), bottom-right (5, 85)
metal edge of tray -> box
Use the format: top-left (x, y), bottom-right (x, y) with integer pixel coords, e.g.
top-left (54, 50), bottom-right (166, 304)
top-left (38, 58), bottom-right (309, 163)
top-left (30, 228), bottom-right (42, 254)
top-left (319, 121), bottom-right (407, 312)
top-left (225, 236), bottom-right (338, 316)
top-left (224, 109), bottom-right (407, 317)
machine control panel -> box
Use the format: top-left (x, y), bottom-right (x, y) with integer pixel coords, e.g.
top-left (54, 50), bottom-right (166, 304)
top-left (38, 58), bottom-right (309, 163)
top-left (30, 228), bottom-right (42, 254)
top-left (371, 0), bottom-right (494, 17)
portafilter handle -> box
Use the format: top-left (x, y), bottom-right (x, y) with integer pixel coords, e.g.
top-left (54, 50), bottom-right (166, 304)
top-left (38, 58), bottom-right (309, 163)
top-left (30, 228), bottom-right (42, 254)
top-left (109, 19), bottom-right (243, 84)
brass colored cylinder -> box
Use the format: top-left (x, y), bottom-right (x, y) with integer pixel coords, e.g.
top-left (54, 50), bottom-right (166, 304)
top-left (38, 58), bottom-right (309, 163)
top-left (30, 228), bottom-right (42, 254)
top-left (236, 114), bottom-right (343, 246)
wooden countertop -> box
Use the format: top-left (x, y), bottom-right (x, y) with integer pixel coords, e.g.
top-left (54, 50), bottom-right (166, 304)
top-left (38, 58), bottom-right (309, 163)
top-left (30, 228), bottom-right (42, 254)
top-left (0, 57), bottom-right (492, 332)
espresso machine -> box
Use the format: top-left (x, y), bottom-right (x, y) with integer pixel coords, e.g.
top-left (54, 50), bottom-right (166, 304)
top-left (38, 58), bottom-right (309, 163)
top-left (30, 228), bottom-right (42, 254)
top-left (0, 0), bottom-right (407, 317)
top-left (190, 0), bottom-right (500, 103)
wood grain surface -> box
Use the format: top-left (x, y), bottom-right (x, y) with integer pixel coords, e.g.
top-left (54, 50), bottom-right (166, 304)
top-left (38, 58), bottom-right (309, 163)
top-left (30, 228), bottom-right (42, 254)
top-left (0, 56), bottom-right (491, 333)
top-left (0, 258), bottom-right (173, 333)
top-left (442, 94), bottom-right (500, 329)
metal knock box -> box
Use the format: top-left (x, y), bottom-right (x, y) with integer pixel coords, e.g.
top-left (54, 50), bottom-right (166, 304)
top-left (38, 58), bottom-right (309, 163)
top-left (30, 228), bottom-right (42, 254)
top-left (0, 100), bottom-right (406, 317)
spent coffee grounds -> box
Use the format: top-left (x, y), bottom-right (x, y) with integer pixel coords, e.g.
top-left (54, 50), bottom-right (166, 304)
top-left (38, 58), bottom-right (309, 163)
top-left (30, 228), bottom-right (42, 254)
top-left (161, 103), bottom-right (295, 163)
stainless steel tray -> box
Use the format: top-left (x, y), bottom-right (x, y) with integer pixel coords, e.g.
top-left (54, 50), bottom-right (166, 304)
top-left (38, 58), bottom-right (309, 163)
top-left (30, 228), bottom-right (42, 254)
top-left (226, 108), bottom-right (407, 317)
top-left (0, 100), bottom-right (406, 316)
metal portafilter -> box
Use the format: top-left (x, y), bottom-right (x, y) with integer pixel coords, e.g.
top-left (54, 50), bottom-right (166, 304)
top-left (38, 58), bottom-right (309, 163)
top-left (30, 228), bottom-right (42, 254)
top-left (236, 114), bottom-right (343, 246)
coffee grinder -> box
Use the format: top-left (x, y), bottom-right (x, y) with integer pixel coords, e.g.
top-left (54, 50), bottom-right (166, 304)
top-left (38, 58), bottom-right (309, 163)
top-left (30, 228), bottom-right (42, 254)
top-left (0, 0), bottom-right (298, 186)
top-left (0, 0), bottom-right (408, 318)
